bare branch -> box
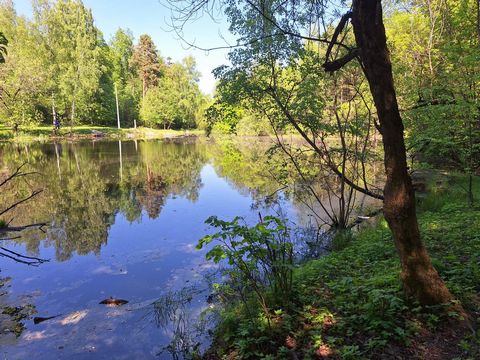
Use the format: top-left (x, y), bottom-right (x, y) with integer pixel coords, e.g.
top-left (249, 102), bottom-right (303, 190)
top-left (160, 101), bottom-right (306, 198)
top-left (0, 222), bottom-right (47, 234)
top-left (0, 189), bottom-right (43, 217)
top-left (0, 162), bottom-right (27, 188)
top-left (0, 249), bottom-right (49, 266)
top-left (323, 48), bottom-right (360, 72)
top-left (267, 87), bottom-right (384, 200)
top-left (244, 0), bottom-right (352, 50)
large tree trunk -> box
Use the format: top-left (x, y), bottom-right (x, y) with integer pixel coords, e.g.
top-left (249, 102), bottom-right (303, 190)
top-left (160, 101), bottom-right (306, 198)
top-left (351, 0), bottom-right (454, 305)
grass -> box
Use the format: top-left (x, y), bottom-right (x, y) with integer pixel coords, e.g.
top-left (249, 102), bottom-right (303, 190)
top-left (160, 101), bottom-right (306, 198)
top-left (206, 174), bottom-right (480, 359)
top-left (0, 124), bottom-right (203, 142)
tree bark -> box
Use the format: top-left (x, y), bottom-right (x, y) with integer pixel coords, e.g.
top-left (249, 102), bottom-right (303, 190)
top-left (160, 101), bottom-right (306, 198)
top-left (351, 0), bottom-right (455, 305)
top-left (477, 0), bottom-right (480, 43)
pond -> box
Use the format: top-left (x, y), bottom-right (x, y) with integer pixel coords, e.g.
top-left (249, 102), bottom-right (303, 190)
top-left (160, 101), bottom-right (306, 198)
top-left (0, 138), bottom-right (303, 359)
top-left (0, 137), bottom-right (379, 359)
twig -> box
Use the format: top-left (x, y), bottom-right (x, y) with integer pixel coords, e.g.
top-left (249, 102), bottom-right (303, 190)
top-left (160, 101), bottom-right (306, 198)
top-left (0, 249), bottom-right (49, 266)
top-left (0, 222), bottom-right (47, 234)
top-left (0, 163), bottom-right (40, 189)
top-left (0, 247), bottom-right (49, 262)
top-left (0, 189), bottom-right (43, 216)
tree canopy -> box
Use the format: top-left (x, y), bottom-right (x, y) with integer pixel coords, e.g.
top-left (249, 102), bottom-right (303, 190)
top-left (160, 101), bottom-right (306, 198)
top-left (0, 0), bottom-right (206, 129)
top-left (166, 0), bottom-right (479, 310)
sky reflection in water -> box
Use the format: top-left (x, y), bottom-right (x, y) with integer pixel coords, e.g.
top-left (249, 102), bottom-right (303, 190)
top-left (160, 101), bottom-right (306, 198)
top-left (0, 139), bottom-right (302, 359)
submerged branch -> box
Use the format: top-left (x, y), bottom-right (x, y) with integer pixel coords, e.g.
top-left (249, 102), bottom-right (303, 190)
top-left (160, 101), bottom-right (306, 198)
top-left (0, 247), bottom-right (49, 266)
top-left (0, 222), bottom-right (47, 234)
top-left (0, 189), bottom-right (43, 217)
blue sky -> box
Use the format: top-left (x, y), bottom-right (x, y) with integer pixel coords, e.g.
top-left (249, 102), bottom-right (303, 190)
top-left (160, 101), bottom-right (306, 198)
top-left (13, 0), bottom-right (236, 94)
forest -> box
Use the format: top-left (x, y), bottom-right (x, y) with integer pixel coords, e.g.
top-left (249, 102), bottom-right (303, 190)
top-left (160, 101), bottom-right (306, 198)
top-left (0, 0), bottom-right (479, 359)
top-left (0, 0), bottom-right (206, 130)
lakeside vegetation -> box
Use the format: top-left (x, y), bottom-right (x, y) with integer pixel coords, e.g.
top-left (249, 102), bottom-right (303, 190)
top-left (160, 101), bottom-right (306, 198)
top-left (165, 0), bottom-right (479, 358)
top-left (0, 124), bottom-right (202, 142)
top-left (204, 174), bottom-right (480, 359)
top-left (0, 0), bottom-right (206, 130)
top-left (1, 0), bottom-right (479, 358)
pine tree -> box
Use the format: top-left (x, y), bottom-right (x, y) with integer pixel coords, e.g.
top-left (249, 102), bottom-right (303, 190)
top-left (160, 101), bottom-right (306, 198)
top-left (130, 34), bottom-right (163, 98)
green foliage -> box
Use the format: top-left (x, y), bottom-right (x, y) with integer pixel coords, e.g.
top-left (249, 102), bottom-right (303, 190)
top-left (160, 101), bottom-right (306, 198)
top-left (204, 100), bottom-right (242, 135)
top-left (0, 2), bottom-right (205, 129)
top-left (0, 2), bottom-right (50, 128)
top-left (387, 0), bottom-right (480, 182)
top-left (198, 215), bottom-right (294, 313)
top-left (235, 112), bottom-right (271, 136)
top-left (330, 229), bottom-right (354, 251)
top-left (0, 31), bottom-right (7, 63)
top-left (140, 58), bottom-right (204, 129)
top-left (109, 28), bottom-right (137, 126)
top-left (208, 176), bottom-right (480, 358)
top-left (110, 28), bottom-right (134, 87)
top-left (35, 0), bottom-right (110, 125)
top-left (416, 173), bottom-right (480, 212)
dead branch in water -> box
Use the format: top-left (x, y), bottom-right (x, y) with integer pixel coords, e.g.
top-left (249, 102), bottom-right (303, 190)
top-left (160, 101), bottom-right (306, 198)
top-left (0, 222), bottom-right (47, 234)
top-left (0, 247), bottom-right (49, 266)
top-left (0, 162), bottom-right (49, 265)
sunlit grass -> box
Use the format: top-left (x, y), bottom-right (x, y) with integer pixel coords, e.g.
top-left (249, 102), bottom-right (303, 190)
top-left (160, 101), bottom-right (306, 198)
top-left (209, 175), bottom-right (480, 358)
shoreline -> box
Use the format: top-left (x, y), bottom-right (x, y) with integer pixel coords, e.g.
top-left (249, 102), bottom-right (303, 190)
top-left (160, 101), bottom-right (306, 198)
top-left (0, 125), bottom-right (204, 143)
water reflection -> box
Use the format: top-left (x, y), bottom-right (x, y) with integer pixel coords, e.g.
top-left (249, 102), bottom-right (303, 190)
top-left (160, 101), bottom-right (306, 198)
top-left (146, 286), bottom-right (213, 359)
top-left (0, 140), bottom-right (208, 261)
top-left (0, 137), bottom-right (381, 359)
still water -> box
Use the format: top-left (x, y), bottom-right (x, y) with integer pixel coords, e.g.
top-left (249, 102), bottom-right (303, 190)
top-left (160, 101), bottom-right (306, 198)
top-left (0, 138), bottom-right (318, 359)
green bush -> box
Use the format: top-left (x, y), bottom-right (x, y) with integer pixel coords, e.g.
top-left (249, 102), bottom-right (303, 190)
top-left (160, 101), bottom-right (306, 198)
top-left (204, 176), bottom-right (480, 359)
top-left (198, 215), bottom-right (294, 314)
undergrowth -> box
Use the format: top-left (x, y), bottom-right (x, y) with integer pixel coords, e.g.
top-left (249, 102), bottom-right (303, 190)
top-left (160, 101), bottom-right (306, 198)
top-left (205, 174), bottom-right (480, 359)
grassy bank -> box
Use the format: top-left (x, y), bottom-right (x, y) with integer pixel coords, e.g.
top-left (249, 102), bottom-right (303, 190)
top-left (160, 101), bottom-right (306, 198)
top-left (0, 125), bottom-right (203, 142)
top-left (206, 174), bottom-right (480, 359)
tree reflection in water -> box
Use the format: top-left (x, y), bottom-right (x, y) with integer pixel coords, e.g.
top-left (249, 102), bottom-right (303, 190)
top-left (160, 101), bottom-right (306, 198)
top-left (0, 140), bottom-right (207, 261)
top-left (0, 138), bottom-right (383, 357)
top-left (144, 286), bottom-right (214, 359)
top-left (0, 138), bottom-right (381, 262)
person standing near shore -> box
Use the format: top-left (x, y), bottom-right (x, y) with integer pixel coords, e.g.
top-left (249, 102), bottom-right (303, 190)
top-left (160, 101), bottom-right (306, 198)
top-left (53, 111), bottom-right (60, 135)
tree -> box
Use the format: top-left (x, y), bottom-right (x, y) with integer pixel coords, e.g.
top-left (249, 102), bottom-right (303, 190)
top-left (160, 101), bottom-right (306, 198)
top-left (110, 29), bottom-right (134, 87)
top-left (388, 0), bottom-right (480, 206)
top-left (90, 36), bottom-right (116, 125)
top-left (204, 99), bottom-right (242, 135)
top-left (0, 31), bottom-right (7, 63)
top-left (0, 0), bottom-right (117, 127)
top-left (168, 0), bottom-right (461, 308)
top-left (110, 28), bottom-right (138, 125)
top-left (0, 1), bottom-right (50, 129)
top-left (32, 0), bottom-right (108, 126)
top-left (130, 34), bottom-right (163, 98)
top-left (344, 0), bottom-right (456, 306)
top-left (140, 57), bottom-right (203, 129)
